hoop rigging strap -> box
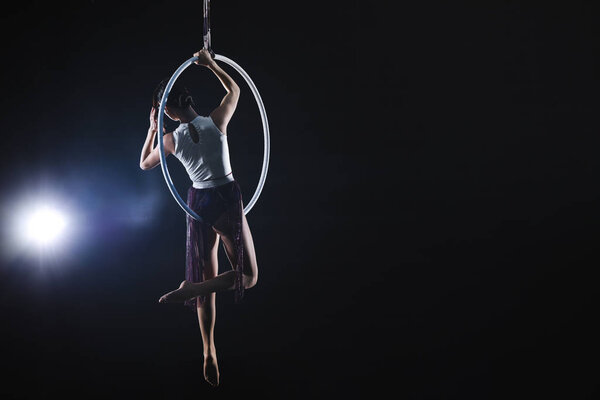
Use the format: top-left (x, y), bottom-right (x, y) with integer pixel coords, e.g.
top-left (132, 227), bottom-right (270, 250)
top-left (203, 0), bottom-right (215, 58)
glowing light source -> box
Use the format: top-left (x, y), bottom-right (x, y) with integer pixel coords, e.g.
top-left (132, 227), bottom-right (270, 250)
top-left (22, 206), bottom-right (68, 247)
top-left (2, 189), bottom-right (82, 266)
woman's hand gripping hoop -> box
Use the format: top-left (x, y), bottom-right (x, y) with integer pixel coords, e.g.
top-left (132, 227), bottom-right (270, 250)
top-left (157, 53), bottom-right (270, 222)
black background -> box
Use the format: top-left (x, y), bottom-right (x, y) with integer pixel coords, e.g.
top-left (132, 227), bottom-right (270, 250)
top-left (0, 1), bottom-right (598, 398)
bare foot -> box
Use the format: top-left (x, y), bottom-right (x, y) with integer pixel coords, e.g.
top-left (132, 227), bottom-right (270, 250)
top-left (158, 280), bottom-right (197, 303)
top-left (204, 354), bottom-right (220, 387)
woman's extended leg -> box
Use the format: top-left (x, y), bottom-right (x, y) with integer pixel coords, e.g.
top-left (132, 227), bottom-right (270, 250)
top-left (196, 227), bottom-right (220, 387)
top-left (159, 211), bottom-right (258, 303)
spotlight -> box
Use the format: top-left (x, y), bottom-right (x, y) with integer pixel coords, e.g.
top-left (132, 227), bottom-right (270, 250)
top-left (23, 206), bottom-right (68, 247)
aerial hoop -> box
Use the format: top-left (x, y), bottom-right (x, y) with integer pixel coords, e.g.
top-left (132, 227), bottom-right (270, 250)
top-left (157, 54), bottom-right (271, 222)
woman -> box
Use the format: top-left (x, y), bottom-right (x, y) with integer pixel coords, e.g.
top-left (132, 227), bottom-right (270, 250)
top-left (139, 48), bottom-right (259, 387)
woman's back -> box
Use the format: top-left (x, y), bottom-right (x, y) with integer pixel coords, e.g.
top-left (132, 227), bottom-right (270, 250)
top-left (172, 115), bottom-right (234, 189)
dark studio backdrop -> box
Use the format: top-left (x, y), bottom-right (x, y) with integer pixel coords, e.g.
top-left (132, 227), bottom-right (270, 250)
top-left (0, 1), bottom-right (598, 399)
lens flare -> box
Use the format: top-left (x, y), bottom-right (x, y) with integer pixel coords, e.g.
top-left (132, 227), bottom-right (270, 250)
top-left (23, 206), bottom-right (68, 246)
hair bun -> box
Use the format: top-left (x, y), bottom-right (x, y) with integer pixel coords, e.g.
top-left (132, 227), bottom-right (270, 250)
top-left (152, 78), bottom-right (194, 109)
top-left (185, 95), bottom-right (195, 108)
top-left (177, 94), bottom-right (194, 108)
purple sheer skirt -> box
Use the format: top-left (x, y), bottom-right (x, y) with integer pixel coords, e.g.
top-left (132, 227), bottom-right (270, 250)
top-left (184, 180), bottom-right (244, 308)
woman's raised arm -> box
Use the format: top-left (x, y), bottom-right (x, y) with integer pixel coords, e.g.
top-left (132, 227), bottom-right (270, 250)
top-left (194, 49), bottom-right (240, 134)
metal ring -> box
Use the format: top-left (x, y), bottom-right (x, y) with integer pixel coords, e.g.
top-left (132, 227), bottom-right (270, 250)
top-left (157, 55), bottom-right (270, 222)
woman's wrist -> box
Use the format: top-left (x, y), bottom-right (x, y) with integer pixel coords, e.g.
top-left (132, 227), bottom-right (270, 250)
top-left (206, 63), bottom-right (217, 71)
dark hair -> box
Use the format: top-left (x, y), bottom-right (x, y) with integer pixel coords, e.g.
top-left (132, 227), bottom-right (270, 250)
top-left (152, 78), bottom-right (196, 110)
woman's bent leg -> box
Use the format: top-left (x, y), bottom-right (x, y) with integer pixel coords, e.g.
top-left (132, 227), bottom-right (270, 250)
top-left (158, 212), bottom-right (258, 303)
top-left (217, 212), bottom-right (258, 289)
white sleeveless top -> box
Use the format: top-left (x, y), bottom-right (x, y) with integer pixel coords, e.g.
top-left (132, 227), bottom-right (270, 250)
top-left (172, 115), bottom-right (235, 189)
